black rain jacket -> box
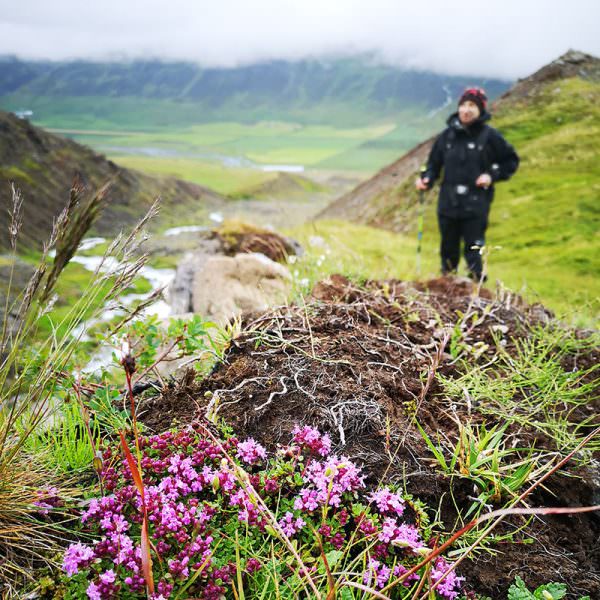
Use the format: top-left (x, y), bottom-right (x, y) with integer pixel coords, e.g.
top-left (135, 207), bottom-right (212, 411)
top-left (422, 111), bottom-right (519, 219)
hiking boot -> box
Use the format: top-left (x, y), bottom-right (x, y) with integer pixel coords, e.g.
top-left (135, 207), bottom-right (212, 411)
top-left (468, 271), bottom-right (488, 283)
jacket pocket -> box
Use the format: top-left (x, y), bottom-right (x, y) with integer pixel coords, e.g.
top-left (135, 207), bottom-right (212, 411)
top-left (463, 189), bottom-right (491, 217)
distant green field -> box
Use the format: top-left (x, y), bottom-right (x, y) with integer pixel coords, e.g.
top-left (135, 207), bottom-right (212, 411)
top-left (112, 155), bottom-right (277, 195)
top-left (59, 119), bottom-right (412, 176)
top-left (1, 91), bottom-right (445, 177)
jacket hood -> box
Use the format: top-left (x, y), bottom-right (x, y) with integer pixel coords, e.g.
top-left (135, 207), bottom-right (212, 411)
top-left (446, 111), bottom-right (491, 131)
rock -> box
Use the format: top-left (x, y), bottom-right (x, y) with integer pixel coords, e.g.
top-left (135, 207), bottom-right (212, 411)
top-left (166, 236), bottom-right (224, 313)
top-left (192, 253), bottom-right (292, 324)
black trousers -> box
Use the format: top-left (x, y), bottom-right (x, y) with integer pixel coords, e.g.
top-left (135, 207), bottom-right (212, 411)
top-left (438, 213), bottom-right (487, 278)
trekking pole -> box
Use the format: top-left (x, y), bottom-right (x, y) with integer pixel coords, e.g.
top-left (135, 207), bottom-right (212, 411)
top-left (416, 166), bottom-right (427, 277)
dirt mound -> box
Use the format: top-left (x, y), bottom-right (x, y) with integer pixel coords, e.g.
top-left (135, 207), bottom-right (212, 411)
top-left (216, 222), bottom-right (301, 263)
top-left (138, 276), bottom-right (600, 597)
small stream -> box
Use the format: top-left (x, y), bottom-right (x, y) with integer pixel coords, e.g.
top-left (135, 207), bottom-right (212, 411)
top-left (100, 145), bottom-right (305, 173)
top-left (67, 237), bottom-right (175, 372)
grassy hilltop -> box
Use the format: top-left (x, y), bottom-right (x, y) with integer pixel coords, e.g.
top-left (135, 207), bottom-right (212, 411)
top-left (313, 53), bottom-right (600, 320)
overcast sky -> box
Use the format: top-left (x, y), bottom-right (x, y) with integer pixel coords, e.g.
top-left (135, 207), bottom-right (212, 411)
top-left (0, 0), bottom-right (598, 79)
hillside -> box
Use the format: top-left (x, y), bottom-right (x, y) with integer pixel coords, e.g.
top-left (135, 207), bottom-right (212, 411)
top-left (0, 110), bottom-right (226, 250)
top-left (318, 51), bottom-right (600, 315)
top-left (0, 56), bottom-right (510, 128)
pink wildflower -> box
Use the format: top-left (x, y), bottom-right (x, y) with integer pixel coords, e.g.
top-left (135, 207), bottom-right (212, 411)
top-left (278, 511), bottom-right (305, 537)
top-left (431, 557), bottom-right (465, 599)
top-left (368, 487), bottom-right (405, 517)
top-left (236, 438), bottom-right (267, 464)
top-left (363, 558), bottom-right (392, 589)
top-left (379, 518), bottom-right (423, 551)
top-left (86, 582), bottom-right (101, 600)
top-left (292, 425), bottom-right (332, 456)
top-left (393, 564), bottom-right (421, 586)
top-left (63, 542), bottom-right (95, 576)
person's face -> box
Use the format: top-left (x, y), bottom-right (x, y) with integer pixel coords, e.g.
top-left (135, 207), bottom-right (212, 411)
top-left (458, 100), bottom-right (481, 125)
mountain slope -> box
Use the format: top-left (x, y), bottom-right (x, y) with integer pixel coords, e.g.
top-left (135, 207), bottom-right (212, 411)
top-left (318, 51), bottom-right (600, 315)
top-left (0, 56), bottom-right (510, 127)
top-left (0, 110), bottom-right (225, 250)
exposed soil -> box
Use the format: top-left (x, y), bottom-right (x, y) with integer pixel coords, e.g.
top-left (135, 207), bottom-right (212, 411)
top-left (138, 275), bottom-right (600, 598)
top-left (216, 226), bottom-right (302, 263)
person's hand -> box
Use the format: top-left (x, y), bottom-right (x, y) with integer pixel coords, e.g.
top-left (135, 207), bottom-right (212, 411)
top-left (415, 177), bottom-right (429, 191)
top-left (475, 173), bottom-right (492, 188)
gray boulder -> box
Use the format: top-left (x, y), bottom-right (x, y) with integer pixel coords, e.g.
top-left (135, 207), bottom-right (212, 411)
top-left (192, 253), bottom-right (291, 324)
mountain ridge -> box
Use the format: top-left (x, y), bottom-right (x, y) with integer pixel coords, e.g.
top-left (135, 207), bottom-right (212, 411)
top-left (0, 56), bottom-right (510, 127)
top-left (0, 110), bottom-right (225, 250)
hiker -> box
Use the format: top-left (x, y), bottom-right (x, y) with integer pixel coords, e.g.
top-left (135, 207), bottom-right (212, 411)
top-left (415, 87), bottom-right (519, 280)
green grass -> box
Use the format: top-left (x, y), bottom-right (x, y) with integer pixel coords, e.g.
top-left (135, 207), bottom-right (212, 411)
top-left (285, 219), bottom-right (438, 295)
top-left (484, 78), bottom-right (600, 318)
top-left (112, 155), bottom-right (277, 195)
top-left (352, 77), bottom-right (600, 322)
top-left (0, 165), bottom-right (34, 185)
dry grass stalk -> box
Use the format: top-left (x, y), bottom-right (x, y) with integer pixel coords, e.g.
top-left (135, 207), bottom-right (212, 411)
top-left (1, 182), bottom-right (162, 590)
top-left (40, 179), bottom-right (111, 303)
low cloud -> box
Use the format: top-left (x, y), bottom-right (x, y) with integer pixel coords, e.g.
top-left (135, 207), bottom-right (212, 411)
top-left (0, 0), bottom-right (598, 78)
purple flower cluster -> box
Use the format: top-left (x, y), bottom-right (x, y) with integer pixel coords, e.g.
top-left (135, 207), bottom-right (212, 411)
top-left (63, 542), bottom-right (95, 576)
top-left (61, 425), bottom-right (465, 599)
top-left (431, 557), bottom-right (466, 600)
top-left (292, 424), bottom-right (332, 456)
top-left (364, 559), bottom-right (421, 589)
top-left (278, 511), bottom-right (306, 536)
top-left (34, 485), bottom-right (63, 515)
top-left (380, 518), bottom-right (423, 551)
top-left (368, 487), bottom-right (406, 517)
top-left (294, 455), bottom-right (364, 510)
top-left (236, 438), bottom-right (267, 464)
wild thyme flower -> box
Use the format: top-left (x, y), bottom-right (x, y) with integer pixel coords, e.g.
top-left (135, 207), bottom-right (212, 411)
top-left (294, 455), bottom-right (364, 509)
top-left (62, 426), bottom-right (466, 598)
top-left (431, 557), bottom-right (465, 599)
top-left (368, 487), bottom-right (405, 517)
top-left (393, 564), bottom-right (421, 586)
top-left (246, 557), bottom-right (262, 573)
top-left (236, 438), bottom-right (267, 464)
top-left (363, 558), bottom-right (392, 589)
top-left (63, 542), bottom-right (95, 576)
top-left (34, 486), bottom-right (62, 515)
top-left (292, 424), bottom-right (332, 456)
top-left (278, 511), bottom-right (306, 537)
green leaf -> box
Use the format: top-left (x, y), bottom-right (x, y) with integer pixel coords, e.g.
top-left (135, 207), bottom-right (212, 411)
top-left (533, 582), bottom-right (567, 600)
top-left (340, 587), bottom-right (354, 600)
top-left (508, 576), bottom-right (535, 600)
top-left (324, 550), bottom-right (344, 569)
